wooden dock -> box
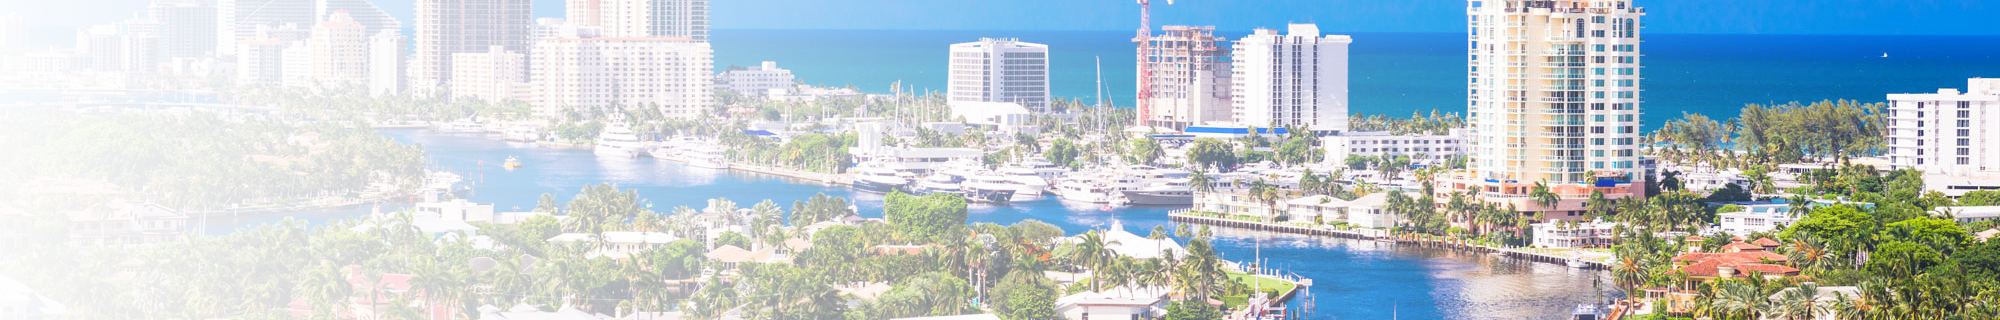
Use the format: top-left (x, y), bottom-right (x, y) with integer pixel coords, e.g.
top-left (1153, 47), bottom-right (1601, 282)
top-left (1168, 211), bottom-right (1610, 270)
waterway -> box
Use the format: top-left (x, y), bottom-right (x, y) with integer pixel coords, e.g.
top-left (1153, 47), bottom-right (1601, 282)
top-left (203, 129), bottom-right (1619, 319)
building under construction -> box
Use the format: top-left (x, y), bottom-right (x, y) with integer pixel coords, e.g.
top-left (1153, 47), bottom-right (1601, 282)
top-left (1138, 25), bottom-right (1231, 131)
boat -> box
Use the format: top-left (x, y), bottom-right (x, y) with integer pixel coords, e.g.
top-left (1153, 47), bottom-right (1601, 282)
top-left (1881, 52), bottom-right (1889, 58)
top-left (1571, 304), bottom-right (1603, 320)
top-left (995, 167), bottom-right (1052, 197)
top-left (433, 119), bottom-right (484, 133)
top-left (959, 173), bottom-right (1019, 203)
top-left (1567, 256), bottom-right (1589, 269)
top-left (851, 167), bottom-right (912, 193)
top-left (685, 143), bottom-right (730, 170)
top-left (1120, 178), bottom-right (1193, 205)
top-left (913, 174), bottom-right (964, 196)
top-left (594, 124), bottom-right (642, 158)
top-left (502, 125), bottom-right (540, 141)
top-left (503, 156), bottom-right (522, 170)
top-left (1054, 175), bottom-right (1122, 204)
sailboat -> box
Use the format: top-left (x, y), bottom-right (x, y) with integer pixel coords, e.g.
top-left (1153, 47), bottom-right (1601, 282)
top-left (1881, 52), bottom-right (1889, 58)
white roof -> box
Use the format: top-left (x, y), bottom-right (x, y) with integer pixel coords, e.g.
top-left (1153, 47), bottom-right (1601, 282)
top-left (1347, 192), bottom-right (1389, 208)
top-left (544, 231), bottom-right (679, 244)
top-left (1286, 195), bottom-right (1347, 207)
top-left (1073, 221), bottom-right (1184, 260)
top-left (890, 314), bottom-right (1003, 320)
top-left (1941, 206), bottom-right (2000, 220)
top-left (947, 101), bottom-right (1031, 125)
top-left (1056, 285), bottom-right (1170, 307)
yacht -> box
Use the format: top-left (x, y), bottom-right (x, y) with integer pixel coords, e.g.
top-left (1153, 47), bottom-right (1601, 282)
top-left (501, 125), bottom-right (540, 141)
top-left (1120, 178), bottom-right (1193, 205)
top-left (594, 124), bottom-right (642, 158)
top-left (1055, 171), bottom-right (1139, 204)
top-left (685, 143), bottom-right (730, 170)
top-left (913, 174), bottom-right (964, 196)
top-left (995, 167), bottom-right (1052, 197)
top-left (851, 167), bottom-right (912, 193)
top-left (434, 119), bottom-right (484, 133)
top-left (959, 173), bottom-right (1020, 203)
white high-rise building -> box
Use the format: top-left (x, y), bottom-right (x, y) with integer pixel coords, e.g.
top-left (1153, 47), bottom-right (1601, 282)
top-left (1467, 0), bottom-right (1645, 185)
top-left (451, 46), bottom-right (526, 103)
top-left (1139, 25), bottom-right (1232, 130)
top-left (309, 10), bottom-right (367, 84)
top-left (1230, 24), bottom-right (1350, 133)
top-left (719, 61), bottom-right (794, 95)
top-left (0, 13), bottom-right (20, 53)
top-left (216, 0), bottom-right (394, 55)
top-left (280, 41), bottom-right (311, 87)
top-left (410, 0), bottom-right (531, 91)
top-left (1887, 78), bottom-right (2000, 196)
top-left (76, 23), bottom-right (157, 73)
top-left (565, 0), bottom-right (707, 39)
top-left (150, 0), bottom-right (217, 59)
top-left (947, 38), bottom-right (1050, 113)
top-left (532, 37), bottom-right (713, 119)
top-left (236, 38), bottom-right (285, 84)
top-left (368, 29), bottom-right (404, 96)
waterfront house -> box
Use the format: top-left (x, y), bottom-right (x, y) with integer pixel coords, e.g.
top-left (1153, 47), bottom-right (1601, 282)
top-left (1054, 285), bottom-right (1170, 320)
top-left (546, 231), bottom-right (681, 260)
top-left (1530, 218), bottom-right (1619, 249)
top-left (1285, 195), bottom-right (1348, 224)
top-left (1671, 237), bottom-right (1798, 285)
top-left (286, 265), bottom-right (449, 319)
top-left (1711, 200), bottom-right (1797, 236)
top-left (1344, 193), bottom-right (1395, 229)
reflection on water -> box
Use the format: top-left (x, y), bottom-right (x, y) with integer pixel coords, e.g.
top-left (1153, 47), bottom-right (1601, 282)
top-left (204, 130), bottom-right (1617, 319)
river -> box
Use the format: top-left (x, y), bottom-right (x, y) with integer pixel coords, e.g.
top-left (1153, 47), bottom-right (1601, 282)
top-left (203, 129), bottom-right (1619, 319)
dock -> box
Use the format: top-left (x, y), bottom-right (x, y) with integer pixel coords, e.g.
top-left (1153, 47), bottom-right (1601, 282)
top-left (1168, 210), bottom-right (1611, 270)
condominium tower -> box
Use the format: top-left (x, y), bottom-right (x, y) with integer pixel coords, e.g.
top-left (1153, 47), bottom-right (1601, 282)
top-left (409, 0), bottom-right (531, 90)
top-left (1887, 78), bottom-right (2000, 195)
top-left (947, 38), bottom-right (1050, 113)
top-left (308, 10), bottom-right (367, 84)
top-left (451, 46), bottom-right (526, 103)
top-left (368, 29), bottom-right (405, 96)
top-left (150, 0), bottom-right (217, 59)
top-left (1230, 24), bottom-right (1350, 133)
top-left (1466, 0), bottom-right (1645, 186)
top-left (565, 0), bottom-right (707, 39)
top-left (531, 37), bottom-right (714, 119)
top-left (1139, 26), bottom-right (1231, 130)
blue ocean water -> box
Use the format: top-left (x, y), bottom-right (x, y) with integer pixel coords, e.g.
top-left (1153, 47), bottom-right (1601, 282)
top-left (711, 30), bottom-right (2000, 128)
top-left (207, 129), bottom-right (1618, 319)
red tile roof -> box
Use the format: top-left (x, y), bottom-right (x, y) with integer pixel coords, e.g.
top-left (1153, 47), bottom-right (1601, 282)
top-left (1752, 238), bottom-right (1783, 247)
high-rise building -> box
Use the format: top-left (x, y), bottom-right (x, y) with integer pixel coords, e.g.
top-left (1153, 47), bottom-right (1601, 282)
top-left (410, 0), bottom-right (531, 91)
top-left (0, 13), bottom-right (20, 53)
top-left (719, 61), bottom-right (795, 96)
top-left (236, 38), bottom-right (286, 84)
top-left (565, 0), bottom-right (706, 39)
top-left (280, 41), bottom-right (311, 87)
top-left (532, 36), bottom-right (713, 119)
top-left (1466, 0), bottom-right (1644, 186)
top-left (309, 10), bottom-right (367, 84)
top-left (947, 38), bottom-right (1050, 113)
top-left (1229, 24), bottom-right (1349, 133)
top-left (451, 46), bottom-right (526, 103)
top-left (368, 29), bottom-right (405, 96)
top-left (77, 22), bottom-right (158, 73)
top-left (216, 0), bottom-right (393, 56)
top-left (1140, 25), bottom-right (1231, 130)
top-left (1887, 78), bottom-right (2000, 196)
top-left (150, 0), bottom-right (217, 59)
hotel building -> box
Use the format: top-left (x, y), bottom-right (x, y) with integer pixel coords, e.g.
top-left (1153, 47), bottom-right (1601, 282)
top-left (947, 38), bottom-right (1051, 113)
top-left (718, 61), bottom-right (795, 95)
top-left (531, 36), bottom-right (714, 119)
top-left (565, 0), bottom-right (707, 40)
top-left (1887, 78), bottom-right (2000, 196)
top-left (1230, 24), bottom-right (1350, 133)
top-left (451, 46), bottom-right (527, 103)
top-left (150, 0), bottom-right (216, 59)
top-left (409, 0), bottom-right (530, 90)
top-left (1139, 25), bottom-right (1232, 130)
top-left (1446, 0), bottom-right (1647, 219)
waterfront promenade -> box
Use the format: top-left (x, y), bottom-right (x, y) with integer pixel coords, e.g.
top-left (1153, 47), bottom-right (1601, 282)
top-left (1168, 210), bottom-right (1615, 270)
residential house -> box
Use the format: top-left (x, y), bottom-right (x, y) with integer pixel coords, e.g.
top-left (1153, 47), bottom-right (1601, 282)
top-left (1054, 285), bottom-right (1170, 320)
top-left (1345, 193), bottom-right (1394, 229)
top-left (1671, 237), bottom-right (1798, 286)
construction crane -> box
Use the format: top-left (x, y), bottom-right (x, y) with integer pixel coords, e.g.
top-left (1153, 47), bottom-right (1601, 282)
top-left (1133, 0), bottom-right (1173, 128)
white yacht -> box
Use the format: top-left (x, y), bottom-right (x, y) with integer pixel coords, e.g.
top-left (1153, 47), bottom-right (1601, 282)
top-left (501, 125), bottom-right (540, 141)
top-left (1120, 178), bottom-right (1194, 205)
top-left (913, 174), bottom-right (964, 197)
top-left (851, 167), bottom-right (912, 193)
top-left (594, 124), bottom-right (642, 158)
top-left (685, 143), bottom-right (730, 170)
top-left (995, 167), bottom-right (1051, 197)
top-left (434, 119), bottom-right (484, 133)
top-left (960, 173), bottom-right (1020, 203)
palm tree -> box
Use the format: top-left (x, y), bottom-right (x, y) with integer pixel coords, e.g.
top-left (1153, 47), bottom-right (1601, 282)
top-left (1066, 230), bottom-right (1118, 292)
top-left (1530, 181), bottom-right (1560, 217)
top-left (1769, 283), bottom-right (1827, 320)
top-left (1189, 170), bottom-right (1214, 194)
top-left (298, 262), bottom-right (352, 317)
top-left (1714, 280), bottom-right (1768, 320)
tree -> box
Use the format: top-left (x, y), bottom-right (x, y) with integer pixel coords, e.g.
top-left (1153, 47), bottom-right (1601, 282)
top-left (1186, 138), bottom-right (1237, 172)
top-left (1065, 230), bottom-right (1117, 292)
top-left (1950, 240), bottom-right (2000, 279)
top-left (1781, 205), bottom-right (1873, 255)
top-left (1044, 138), bottom-right (1083, 169)
top-left (1713, 280), bottom-right (1768, 320)
top-left (1705, 183), bottom-right (1753, 202)
top-left (1768, 283), bottom-right (1828, 320)
top-left (1124, 138), bottom-right (1164, 166)
top-left (990, 270), bottom-right (1060, 320)
top-left (715, 231), bottom-right (751, 249)
top-left (1164, 299), bottom-right (1224, 320)
top-left (1530, 181), bottom-right (1560, 216)
top-left (883, 191), bottom-right (970, 243)
top-left (1866, 241), bottom-right (1943, 278)
top-left (1959, 190), bottom-right (2000, 206)
top-left (1882, 217), bottom-right (1969, 254)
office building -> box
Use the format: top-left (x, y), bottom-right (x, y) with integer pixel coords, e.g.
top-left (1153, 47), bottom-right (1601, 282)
top-left (1230, 24), bottom-right (1350, 133)
top-left (565, 0), bottom-right (707, 39)
top-left (309, 10), bottom-right (367, 84)
top-left (532, 36), bottom-right (713, 119)
top-left (947, 38), bottom-right (1050, 113)
top-left (368, 29), bottom-right (404, 96)
top-left (719, 61), bottom-right (794, 95)
top-left (451, 46), bottom-right (526, 103)
top-left (1139, 25), bottom-right (1231, 130)
top-left (1887, 78), bottom-right (2000, 196)
top-left (150, 0), bottom-right (217, 59)
top-left (409, 0), bottom-right (531, 91)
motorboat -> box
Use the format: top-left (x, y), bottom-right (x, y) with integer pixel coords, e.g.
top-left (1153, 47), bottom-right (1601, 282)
top-left (594, 124), bottom-right (642, 158)
top-left (851, 167), bottom-right (912, 193)
top-left (685, 143), bottom-right (730, 170)
top-left (995, 167), bottom-right (1051, 197)
top-left (1120, 178), bottom-right (1193, 205)
top-left (959, 173), bottom-right (1019, 203)
top-left (503, 156), bottom-right (522, 170)
top-left (502, 125), bottom-right (540, 141)
top-left (913, 173), bottom-right (964, 196)
top-left (434, 119), bottom-right (484, 133)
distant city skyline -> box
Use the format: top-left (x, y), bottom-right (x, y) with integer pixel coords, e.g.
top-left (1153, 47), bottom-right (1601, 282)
top-left (14, 0), bottom-right (1998, 36)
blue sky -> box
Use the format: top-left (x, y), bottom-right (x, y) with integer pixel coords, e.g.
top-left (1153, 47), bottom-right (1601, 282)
top-left (22, 0), bottom-right (1998, 35)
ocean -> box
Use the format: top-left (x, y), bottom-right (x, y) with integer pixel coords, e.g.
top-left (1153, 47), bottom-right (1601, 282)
top-left (710, 29), bottom-right (2000, 128)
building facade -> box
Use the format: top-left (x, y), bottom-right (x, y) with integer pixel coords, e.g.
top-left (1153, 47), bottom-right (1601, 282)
top-left (719, 61), bottom-right (794, 95)
top-left (531, 37), bottom-right (713, 119)
top-left (1887, 79), bottom-right (2000, 171)
top-left (1324, 129), bottom-right (1468, 164)
top-left (235, 38), bottom-right (286, 84)
top-left (150, 0), bottom-right (217, 59)
top-left (451, 46), bottom-right (526, 103)
top-left (216, 0), bottom-right (394, 55)
top-left (309, 10), bottom-right (368, 84)
top-left (947, 38), bottom-right (1051, 113)
top-left (367, 29), bottom-right (404, 96)
top-left (1139, 25), bottom-right (1231, 130)
top-left (409, 0), bottom-right (530, 91)
top-left (1467, 0), bottom-right (1646, 185)
top-left (565, 0), bottom-right (707, 39)
top-left (1230, 24), bottom-right (1350, 133)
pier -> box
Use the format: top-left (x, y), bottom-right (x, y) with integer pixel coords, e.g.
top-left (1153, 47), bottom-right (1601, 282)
top-left (1168, 210), bottom-right (1611, 270)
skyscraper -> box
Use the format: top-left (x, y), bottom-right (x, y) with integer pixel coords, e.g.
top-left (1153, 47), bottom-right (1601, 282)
top-left (216, 0), bottom-right (394, 55)
top-left (947, 38), bottom-right (1050, 113)
top-left (565, 0), bottom-right (707, 39)
top-left (409, 0), bottom-right (531, 91)
top-left (531, 36), bottom-right (714, 119)
top-left (308, 10), bottom-right (366, 84)
top-left (1466, 0), bottom-right (1644, 185)
top-left (368, 29), bottom-right (405, 96)
top-left (150, 0), bottom-right (217, 59)
top-left (1230, 24), bottom-right (1350, 133)
top-left (1138, 25), bottom-right (1231, 130)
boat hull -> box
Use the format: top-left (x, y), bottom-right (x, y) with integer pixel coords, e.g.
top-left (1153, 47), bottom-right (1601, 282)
top-left (966, 188), bottom-right (1015, 203)
top-left (852, 179), bottom-right (909, 194)
top-left (1120, 190), bottom-right (1192, 205)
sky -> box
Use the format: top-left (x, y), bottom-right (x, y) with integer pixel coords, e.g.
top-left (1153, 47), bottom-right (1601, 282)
top-left (17, 0), bottom-right (1999, 36)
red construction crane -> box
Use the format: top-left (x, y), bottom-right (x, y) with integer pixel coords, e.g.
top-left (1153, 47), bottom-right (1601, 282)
top-left (1133, 0), bottom-right (1174, 128)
